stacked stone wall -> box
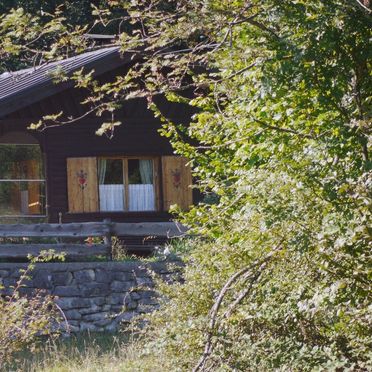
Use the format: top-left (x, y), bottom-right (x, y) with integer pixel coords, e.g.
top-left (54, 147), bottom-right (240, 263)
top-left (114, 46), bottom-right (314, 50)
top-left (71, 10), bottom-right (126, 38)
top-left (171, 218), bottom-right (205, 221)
top-left (0, 260), bottom-right (180, 332)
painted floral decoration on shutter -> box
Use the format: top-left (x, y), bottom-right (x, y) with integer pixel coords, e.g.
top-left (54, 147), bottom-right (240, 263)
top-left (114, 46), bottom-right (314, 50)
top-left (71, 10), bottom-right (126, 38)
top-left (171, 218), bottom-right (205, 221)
top-left (171, 169), bottom-right (181, 188)
top-left (77, 169), bottom-right (88, 189)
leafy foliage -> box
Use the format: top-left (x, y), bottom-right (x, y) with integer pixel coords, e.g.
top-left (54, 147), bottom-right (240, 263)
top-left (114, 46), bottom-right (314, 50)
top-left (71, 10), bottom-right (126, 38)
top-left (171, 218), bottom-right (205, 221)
top-left (104, 1), bottom-right (370, 370)
top-left (0, 0), bottom-right (121, 73)
top-left (0, 0), bottom-right (371, 370)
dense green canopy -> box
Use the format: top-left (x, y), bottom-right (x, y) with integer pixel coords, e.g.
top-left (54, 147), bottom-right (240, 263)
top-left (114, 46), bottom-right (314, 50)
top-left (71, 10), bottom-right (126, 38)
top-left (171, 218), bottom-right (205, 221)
top-left (0, 1), bottom-right (371, 370)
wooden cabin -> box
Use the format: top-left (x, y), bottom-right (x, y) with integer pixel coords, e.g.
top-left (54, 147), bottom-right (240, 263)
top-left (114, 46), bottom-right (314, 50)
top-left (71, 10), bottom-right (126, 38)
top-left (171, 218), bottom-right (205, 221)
top-left (0, 47), bottom-right (194, 225)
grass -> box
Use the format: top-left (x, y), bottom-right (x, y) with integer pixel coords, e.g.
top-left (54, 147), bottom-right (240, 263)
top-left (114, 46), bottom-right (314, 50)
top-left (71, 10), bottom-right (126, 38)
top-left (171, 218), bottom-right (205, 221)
top-left (3, 327), bottom-right (176, 372)
top-left (3, 331), bottom-right (160, 372)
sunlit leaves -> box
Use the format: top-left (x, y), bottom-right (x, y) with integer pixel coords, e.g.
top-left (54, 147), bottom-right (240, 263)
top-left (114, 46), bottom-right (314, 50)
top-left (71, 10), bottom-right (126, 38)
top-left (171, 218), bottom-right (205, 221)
top-left (118, 1), bottom-right (371, 369)
top-left (0, 0), bottom-right (371, 369)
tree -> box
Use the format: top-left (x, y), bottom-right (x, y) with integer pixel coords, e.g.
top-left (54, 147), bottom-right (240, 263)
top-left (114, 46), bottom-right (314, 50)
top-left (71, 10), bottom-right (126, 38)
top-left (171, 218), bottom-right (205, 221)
top-left (0, 0), bottom-right (122, 73)
top-left (0, 1), bottom-right (371, 370)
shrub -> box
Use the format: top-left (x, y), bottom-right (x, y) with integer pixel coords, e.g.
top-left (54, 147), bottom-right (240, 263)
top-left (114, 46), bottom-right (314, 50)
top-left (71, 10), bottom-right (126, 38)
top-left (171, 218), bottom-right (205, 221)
top-left (0, 254), bottom-right (63, 364)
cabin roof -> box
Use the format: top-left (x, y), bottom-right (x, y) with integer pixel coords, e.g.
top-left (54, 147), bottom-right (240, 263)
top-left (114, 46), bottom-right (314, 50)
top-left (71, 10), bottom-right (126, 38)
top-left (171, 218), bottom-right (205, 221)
top-left (0, 46), bottom-right (126, 118)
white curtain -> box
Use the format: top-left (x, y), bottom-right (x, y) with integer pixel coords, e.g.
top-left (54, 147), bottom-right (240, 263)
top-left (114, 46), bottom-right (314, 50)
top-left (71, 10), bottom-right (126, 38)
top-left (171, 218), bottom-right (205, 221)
top-left (129, 184), bottom-right (155, 211)
top-left (98, 159), bottom-right (125, 211)
top-left (99, 184), bottom-right (124, 211)
top-left (98, 159), bottom-right (107, 185)
top-left (126, 159), bottom-right (155, 211)
top-left (139, 159), bottom-right (153, 184)
top-left (98, 159), bottom-right (155, 212)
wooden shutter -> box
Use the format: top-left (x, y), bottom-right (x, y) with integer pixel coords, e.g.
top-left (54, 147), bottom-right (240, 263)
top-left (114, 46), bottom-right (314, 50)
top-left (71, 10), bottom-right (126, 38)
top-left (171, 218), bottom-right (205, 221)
top-left (67, 157), bottom-right (98, 213)
top-left (161, 156), bottom-right (192, 211)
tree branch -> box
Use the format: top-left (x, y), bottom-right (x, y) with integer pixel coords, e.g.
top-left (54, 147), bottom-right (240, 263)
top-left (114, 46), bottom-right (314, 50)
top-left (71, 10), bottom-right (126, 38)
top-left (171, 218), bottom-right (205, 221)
top-left (193, 240), bottom-right (284, 372)
top-left (354, 0), bottom-right (372, 13)
top-left (216, 61), bottom-right (257, 82)
top-left (254, 118), bottom-right (315, 139)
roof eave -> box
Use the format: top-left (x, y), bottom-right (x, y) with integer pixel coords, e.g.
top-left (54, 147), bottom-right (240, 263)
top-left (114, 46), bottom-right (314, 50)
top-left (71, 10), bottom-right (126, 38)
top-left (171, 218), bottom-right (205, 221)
top-left (0, 50), bottom-right (131, 118)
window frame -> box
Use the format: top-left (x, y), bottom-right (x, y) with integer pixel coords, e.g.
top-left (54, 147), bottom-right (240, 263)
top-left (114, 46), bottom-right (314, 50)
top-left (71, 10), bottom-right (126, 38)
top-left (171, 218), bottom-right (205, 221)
top-left (98, 155), bottom-right (161, 212)
top-left (0, 144), bottom-right (46, 218)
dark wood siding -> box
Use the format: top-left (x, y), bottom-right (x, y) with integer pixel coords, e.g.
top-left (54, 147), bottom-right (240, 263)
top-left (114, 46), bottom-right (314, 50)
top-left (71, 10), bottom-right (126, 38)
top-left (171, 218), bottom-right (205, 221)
top-left (44, 117), bottom-right (175, 222)
top-left (0, 80), bottom-right (196, 222)
top-left (0, 66), bottom-right (196, 223)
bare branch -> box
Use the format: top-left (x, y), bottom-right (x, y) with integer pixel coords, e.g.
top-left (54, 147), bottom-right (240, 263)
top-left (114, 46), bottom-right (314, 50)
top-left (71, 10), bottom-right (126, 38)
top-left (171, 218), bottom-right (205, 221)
top-left (246, 18), bottom-right (281, 39)
top-left (354, 0), bottom-right (372, 13)
top-left (193, 240), bottom-right (284, 372)
top-left (216, 61), bottom-right (257, 82)
top-left (196, 133), bottom-right (262, 150)
top-left (254, 118), bottom-right (315, 139)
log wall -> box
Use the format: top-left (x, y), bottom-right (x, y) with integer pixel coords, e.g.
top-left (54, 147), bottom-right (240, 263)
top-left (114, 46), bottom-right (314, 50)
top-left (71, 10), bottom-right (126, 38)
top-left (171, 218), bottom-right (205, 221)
top-left (0, 65), bottom-right (197, 223)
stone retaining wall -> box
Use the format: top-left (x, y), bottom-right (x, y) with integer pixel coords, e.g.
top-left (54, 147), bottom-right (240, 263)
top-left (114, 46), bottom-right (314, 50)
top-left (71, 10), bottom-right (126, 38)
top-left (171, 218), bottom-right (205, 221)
top-left (0, 260), bottom-right (181, 332)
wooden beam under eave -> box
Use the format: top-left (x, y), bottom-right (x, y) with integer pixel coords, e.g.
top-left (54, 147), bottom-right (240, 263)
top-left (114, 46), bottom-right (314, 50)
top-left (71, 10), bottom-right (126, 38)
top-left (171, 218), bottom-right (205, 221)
top-left (0, 118), bottom-right (35, 127)
top-left (0, 118), bottom-right (108, 127)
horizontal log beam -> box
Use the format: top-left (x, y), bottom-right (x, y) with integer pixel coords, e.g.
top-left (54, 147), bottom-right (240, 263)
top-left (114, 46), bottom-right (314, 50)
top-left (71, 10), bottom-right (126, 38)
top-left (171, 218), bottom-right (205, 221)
top-left (122, 244), bottom-right (155, 251)
top-left (0, 222), bottom-right (110, 238)
top-left (0, 244), bottom-right (110, 259)
top-left (111, 222), bottom-right (188, 237)
top-left (0, 222), bottom-right (187, 238)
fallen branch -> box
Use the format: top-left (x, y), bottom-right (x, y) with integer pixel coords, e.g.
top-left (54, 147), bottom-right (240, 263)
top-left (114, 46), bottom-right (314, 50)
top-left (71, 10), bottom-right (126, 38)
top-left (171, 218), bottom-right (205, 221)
top-left (193, 239), bottom-right (284, 372)
top-left (223, 264), bottom-right (266, 319)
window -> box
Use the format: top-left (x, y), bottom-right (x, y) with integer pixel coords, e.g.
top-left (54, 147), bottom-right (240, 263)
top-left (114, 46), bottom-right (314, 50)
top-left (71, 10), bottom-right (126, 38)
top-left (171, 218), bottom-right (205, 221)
top-left (98, 157), bottom-right (157, 212)
top-left (0, 144), bottom-right (46, 217)
top-left (66, 155), bottom-right (192, 214)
